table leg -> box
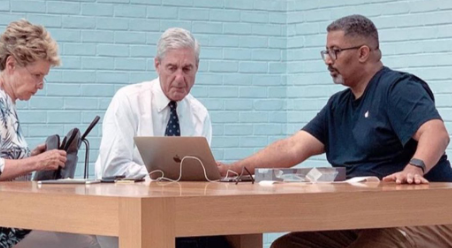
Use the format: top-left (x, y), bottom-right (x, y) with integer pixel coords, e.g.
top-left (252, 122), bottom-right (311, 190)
top-left (226, 234), bottom-right (263, 248)
top-left (119, 198), bottom-right (176, 248)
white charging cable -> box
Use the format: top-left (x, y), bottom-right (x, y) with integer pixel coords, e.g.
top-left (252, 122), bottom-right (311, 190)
top-left (149, 156), bottom-right (239, 182)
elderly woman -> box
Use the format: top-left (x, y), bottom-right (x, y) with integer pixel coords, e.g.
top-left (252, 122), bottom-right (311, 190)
top-left (0, 20), bottom-right (99, 248)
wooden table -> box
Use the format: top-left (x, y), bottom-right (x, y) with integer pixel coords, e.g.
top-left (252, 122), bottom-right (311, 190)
top-left (1, 181), bottom-right (452, 248)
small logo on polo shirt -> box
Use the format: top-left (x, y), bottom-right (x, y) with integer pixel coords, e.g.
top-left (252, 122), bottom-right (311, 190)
top-left (364, 111), bottom-right (369, 118)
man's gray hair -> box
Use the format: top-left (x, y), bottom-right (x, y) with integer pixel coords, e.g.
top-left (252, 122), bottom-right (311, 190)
top-left (156, 27), bottom-right (200, 63)
top-left (327, 15), bottom-right (379, 48)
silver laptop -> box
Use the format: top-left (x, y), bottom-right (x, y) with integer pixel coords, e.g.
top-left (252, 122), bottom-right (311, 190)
top-left (134, 136), bottom-right (221, 181)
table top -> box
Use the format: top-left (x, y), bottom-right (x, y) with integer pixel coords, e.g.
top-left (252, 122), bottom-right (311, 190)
top-left (1, 181), bottom-right (451, 198)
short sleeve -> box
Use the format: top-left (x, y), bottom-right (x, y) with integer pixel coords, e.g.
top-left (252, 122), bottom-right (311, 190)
top-left (302, 101), bottom-right (330, 145)
top-left (387, 76), bottom-right (441, 145)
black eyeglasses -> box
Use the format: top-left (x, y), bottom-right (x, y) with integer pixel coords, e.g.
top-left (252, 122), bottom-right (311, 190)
top-left (234, 166), bottom-right (254, 185)
top-left (320, 45), bottom-right (364, 62)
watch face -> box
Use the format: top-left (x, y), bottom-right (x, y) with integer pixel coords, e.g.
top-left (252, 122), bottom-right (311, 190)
top-left (411, 161), bottom-right (421, 166)
top-left (409, 158), bottom-right (426, 172)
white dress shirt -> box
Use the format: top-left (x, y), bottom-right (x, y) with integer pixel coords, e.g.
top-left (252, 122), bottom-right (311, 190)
top-left (95, 78), bottom-right (212, 179)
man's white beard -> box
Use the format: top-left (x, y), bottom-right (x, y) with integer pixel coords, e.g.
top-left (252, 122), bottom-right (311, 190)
top-left (333, 74), bottom-right (344, 85)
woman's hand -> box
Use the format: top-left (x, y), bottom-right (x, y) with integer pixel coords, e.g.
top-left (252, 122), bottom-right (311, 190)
top-left (34, 149), bottom-right (67, 171)
top-left (30, 143), bottom-right (46, 156)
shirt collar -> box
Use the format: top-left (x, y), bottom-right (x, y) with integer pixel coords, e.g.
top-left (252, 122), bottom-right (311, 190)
top-left (154, 78), bottom-right (171, 113)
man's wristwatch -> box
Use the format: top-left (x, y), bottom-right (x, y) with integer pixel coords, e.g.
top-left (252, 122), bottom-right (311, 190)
top-left (409, 158), bottom-right (426, 174)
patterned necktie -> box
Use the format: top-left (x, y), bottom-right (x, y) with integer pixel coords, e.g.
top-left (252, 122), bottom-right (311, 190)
top-left (165, 101), bottom-right (180, 136)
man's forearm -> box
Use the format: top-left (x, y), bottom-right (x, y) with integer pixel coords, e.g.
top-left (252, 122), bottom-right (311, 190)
top-left (411, 121), bottom-right (450, 173)
top-left (232, 131), bottom-right (325, 174)
top-left (232, 139), bottom-right (301, 174)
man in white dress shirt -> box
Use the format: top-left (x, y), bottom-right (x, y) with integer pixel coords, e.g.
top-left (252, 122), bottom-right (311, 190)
top-left (95, 27), bottom-right (212, 179)
top-left (95, 28), bottom-right (230, 248)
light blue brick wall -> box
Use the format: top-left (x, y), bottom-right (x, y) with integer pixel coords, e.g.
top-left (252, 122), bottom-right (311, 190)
top-left (2, 1), bottom-right (452, 247)
top-left (286, 0), bottom-right (452, 169)
top-left (2, 0), bottom-right (289, 211)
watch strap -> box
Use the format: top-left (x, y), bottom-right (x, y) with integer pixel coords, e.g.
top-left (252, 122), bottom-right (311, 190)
top-left (409, 158), bottom-right (426, 174)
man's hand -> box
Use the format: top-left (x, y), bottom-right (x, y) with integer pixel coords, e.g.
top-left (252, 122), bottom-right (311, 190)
top-left (216, 161), bottom-right (238, 177)
top-left (382, 164), bottom-right (428, 184)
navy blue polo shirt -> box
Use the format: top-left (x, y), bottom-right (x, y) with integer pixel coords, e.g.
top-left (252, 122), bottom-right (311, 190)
top-left (303, 67), bottom-right (452, 182)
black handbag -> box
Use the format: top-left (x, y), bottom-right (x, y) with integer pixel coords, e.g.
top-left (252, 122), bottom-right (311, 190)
top-left (33, 116), bottom-right (100, 181)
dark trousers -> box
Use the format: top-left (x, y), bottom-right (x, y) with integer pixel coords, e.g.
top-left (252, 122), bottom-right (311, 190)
top-left (176, 236), bottom-right (231, 248)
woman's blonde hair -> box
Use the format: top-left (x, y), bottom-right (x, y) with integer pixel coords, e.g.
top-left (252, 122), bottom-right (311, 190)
top-left (0, 19), bottom-right (60, 70)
